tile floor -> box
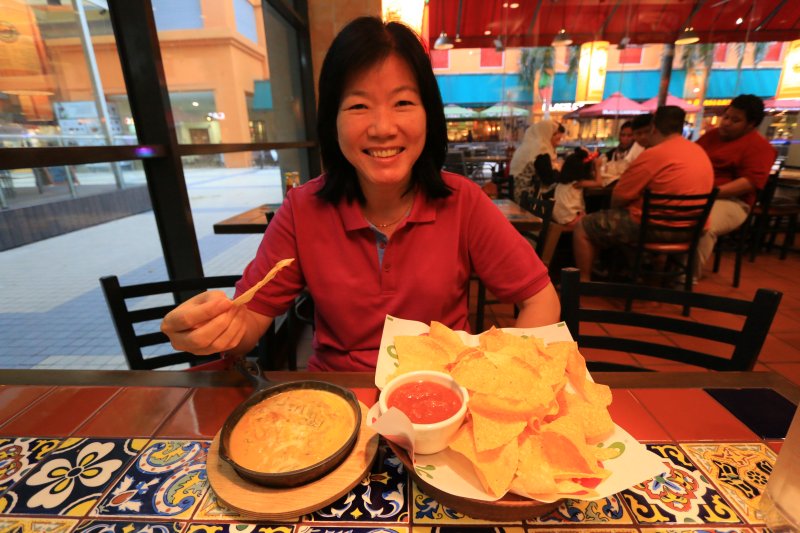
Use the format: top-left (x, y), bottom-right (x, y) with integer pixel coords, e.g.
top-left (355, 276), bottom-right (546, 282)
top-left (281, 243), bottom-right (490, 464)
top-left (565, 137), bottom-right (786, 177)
top-left (1, 168), bottom-right (798, 383)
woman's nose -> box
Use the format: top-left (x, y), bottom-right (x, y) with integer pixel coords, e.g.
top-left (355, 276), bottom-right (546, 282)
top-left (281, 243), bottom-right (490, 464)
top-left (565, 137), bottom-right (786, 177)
top-left (368, 108), bottom-right (397, 137)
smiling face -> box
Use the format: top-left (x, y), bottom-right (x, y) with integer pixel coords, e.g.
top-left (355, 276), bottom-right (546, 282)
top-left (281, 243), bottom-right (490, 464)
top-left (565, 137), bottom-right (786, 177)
top-left (718, 106), bottom-right (756, 141)
top-left (336, 54), bottom-right (427, 194)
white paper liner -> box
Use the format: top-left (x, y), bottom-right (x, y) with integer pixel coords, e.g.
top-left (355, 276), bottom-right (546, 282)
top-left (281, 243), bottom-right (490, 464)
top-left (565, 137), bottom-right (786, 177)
top-left (368, 315), bottom-right (666, 503)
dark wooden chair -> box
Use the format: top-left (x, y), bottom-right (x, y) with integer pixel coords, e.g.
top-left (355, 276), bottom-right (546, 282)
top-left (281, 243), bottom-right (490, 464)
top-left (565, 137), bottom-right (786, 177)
top-left (473, 191), bottom-right (555, 331)
top-left (625, 188), bottom-right (718, 315)
top-left (100, 275), bottom-right (294, 370)
top-left (443, 150), bottom-right (469, 176)
top-left (713, 164), bottom-right (794, 287)
top-left (559, 267), bottom-right (782, 372)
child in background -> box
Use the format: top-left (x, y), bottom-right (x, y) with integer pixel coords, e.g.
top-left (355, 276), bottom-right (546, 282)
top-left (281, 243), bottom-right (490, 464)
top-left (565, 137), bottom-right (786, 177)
top-left (552, 147), bottom-right (603, 227)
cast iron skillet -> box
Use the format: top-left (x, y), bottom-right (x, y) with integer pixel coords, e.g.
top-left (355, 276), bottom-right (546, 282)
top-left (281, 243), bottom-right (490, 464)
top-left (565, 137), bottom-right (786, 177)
top-left (218, 359), bottom-right (362, 488)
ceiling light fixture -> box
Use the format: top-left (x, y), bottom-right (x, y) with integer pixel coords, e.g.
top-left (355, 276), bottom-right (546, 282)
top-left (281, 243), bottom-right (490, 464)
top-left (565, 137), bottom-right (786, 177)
top-left (675, 27), bottom-right (700, 45)
top-left (735, 17), bottom-right (743, 25)
top-left (434, 31), bottom-right (454, 50)
top-left (552, 28), bottom-right (573, 46)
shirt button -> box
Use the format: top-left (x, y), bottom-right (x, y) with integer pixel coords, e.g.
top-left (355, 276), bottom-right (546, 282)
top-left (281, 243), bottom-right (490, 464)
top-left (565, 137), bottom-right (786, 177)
top-left (384, 264), bottom-right (390, 271)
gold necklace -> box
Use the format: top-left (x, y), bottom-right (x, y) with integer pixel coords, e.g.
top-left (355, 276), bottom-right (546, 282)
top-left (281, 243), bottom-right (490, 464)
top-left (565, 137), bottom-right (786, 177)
top-left (367, 210), bottom-right (408, 228)
top-left (365, 201), bottom-right (412, 229)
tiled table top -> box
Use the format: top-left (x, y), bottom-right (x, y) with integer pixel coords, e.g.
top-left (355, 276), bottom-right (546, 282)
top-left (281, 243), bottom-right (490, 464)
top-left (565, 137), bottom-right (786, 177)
top-left (0, 370), bottom-right (796, 532)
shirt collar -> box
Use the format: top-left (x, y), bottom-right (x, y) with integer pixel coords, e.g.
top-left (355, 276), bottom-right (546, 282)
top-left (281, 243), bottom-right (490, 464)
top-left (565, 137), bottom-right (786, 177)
top-left (339, 186), bottom-right (437, 232)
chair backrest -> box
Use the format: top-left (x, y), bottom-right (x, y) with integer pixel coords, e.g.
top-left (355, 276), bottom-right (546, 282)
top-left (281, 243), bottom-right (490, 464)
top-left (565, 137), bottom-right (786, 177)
top-left (100, 275), bottom-right (246, 370)
top-left (443, 150), bottom-right (468, 175)
top-left (637, 188), bottom-right (718, 252)
top-left (559, 268), bottom-right (782, 371)
top-left (519, 191), bottom-right (555, 258)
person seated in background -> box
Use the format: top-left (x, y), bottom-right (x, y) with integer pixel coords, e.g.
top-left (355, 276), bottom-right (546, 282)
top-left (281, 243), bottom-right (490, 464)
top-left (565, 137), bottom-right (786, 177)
top-left (605, 121), bottom-right (644, 164)
top-left (552, 147), bottom-right (604, 228)
top-left (693, 94), bottom-right (777, 279)
top-left (631, 113), bottom-right (654, 149)
top-left (509, 120), bottom-right (565, 202)
top-left (572, 106), bottom-right (714, 281)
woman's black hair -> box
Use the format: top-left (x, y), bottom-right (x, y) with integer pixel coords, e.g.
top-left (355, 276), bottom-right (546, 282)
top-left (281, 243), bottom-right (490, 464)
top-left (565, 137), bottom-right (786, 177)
top-left (315, 16), bottom-right (451, 204)
top-left (556, 147), bottom-right (593, 184)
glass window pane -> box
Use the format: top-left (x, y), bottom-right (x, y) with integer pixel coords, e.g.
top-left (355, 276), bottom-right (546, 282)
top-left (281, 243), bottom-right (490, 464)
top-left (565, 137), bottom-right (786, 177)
top-left (0, 0), bottom-right (132, 149)
top-left (157, 0), bottom-right (310, 149)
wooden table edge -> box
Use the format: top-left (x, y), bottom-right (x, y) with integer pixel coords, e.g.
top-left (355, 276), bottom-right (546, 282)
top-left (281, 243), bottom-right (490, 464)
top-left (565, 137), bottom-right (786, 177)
top-left (1, 369), bottom-right (796, 403)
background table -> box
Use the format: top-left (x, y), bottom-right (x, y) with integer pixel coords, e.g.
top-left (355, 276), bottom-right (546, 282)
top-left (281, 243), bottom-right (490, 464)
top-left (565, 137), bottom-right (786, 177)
top-left (213, 199), bottom-right (540, 234)
top-left (0, 369), bottom-right (796, 531)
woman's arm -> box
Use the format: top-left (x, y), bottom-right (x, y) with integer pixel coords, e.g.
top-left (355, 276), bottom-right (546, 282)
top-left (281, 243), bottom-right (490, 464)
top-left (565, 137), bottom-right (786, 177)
top-left (515, 282), bottom-right (561, 328)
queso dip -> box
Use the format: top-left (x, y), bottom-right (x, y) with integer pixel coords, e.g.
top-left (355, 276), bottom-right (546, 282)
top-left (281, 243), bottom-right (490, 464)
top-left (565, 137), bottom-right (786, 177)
top-left (229, 389), bottom-right (356, 473)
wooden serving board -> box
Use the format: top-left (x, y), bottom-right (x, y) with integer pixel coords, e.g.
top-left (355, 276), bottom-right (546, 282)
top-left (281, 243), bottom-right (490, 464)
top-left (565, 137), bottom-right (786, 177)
top-left (387, 441), bottom-right (562, 521)
top-left (207, 402), bottom-right (379, 520)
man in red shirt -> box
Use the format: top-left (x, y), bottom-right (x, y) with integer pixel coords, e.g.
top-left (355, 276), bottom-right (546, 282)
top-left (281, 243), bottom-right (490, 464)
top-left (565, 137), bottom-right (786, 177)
top-left (694, 94), bottom-right (777, 279)
top-left (573, 106), bottom-right (714, 281)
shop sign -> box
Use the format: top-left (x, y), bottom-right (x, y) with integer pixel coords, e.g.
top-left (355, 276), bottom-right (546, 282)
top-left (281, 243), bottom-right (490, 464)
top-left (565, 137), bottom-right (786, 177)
top-left (775, 39), bottom-right (800, 100)
top-left (575, 41), bottom-right (608, 104)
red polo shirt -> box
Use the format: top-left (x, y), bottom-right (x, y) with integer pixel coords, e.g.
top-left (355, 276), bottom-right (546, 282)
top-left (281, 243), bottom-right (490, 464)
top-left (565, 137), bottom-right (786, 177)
top-left (235, 172), bottom-right (550, 371)
top-left (696, 128), bottom-right (776, 206)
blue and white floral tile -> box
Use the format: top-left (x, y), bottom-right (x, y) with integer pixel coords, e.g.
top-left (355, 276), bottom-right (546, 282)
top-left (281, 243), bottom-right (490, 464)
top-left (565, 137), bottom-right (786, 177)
top-left (527, 494), bottom-right (635, 525)
top-left (621, 444), bottom-right (743, 525)
top-left (303, 444), bottom-right (408, 523)
top-left (410, 482), bottom-right (523, 526)
top-left (681, 443), bottom-right (776, 525)
top-left (0, 517), bottom-right (78, 533)
top-left (74, 519), bottom-right (184, 533)
top-left (91, 440), bottom-right (211, 520)
top-left (0, 438), bottom-right (62, 495)
top-left (0, 438), bottom-right (147, 517)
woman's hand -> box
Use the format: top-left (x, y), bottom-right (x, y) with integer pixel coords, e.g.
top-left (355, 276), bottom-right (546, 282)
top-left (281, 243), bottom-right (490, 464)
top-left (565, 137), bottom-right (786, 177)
top-left (161, 290), bottom-right (250, 356)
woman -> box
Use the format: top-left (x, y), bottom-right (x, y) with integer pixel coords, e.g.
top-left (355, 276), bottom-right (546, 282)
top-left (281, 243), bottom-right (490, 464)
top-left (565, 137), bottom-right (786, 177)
top-left (161, 17), bottom-right (560, 371)
top-left (509, 120), bottom-right (564, 203)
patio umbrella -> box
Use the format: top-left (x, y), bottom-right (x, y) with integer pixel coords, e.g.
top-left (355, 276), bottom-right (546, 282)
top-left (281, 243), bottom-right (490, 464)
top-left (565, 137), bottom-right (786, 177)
top-left (443, 104), bottom-right (478, 119)
top-left (764, 98), bottom-right (800, 111)
top-left (640, 94), bottom-right (700, 113)
top-left (478, 103), bottom-right (529, 118)
top-left (576, 93), bottom-right (647, 117)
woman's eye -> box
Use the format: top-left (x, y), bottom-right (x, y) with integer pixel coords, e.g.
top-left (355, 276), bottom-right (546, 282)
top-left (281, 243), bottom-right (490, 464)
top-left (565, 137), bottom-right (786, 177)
top-left (343, 103), bottom-right (367, 110)
top-left (397, 100), bottom-right (416, 107)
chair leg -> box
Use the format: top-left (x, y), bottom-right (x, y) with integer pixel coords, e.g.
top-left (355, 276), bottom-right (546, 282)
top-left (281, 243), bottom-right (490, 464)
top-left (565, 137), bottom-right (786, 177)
top-left (781, 214), bottom-right (798, 260)
top-left (713, 238), bottom-right (722, 273)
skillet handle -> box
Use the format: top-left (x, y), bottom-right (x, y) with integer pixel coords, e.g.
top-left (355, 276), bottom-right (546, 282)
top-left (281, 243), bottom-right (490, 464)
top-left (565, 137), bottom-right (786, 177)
top-left (235, 358), bottom-right (273, 391)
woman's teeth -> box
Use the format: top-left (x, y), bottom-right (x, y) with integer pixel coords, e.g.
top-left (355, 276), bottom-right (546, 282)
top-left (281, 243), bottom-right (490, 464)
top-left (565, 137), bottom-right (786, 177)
top-left (368, 148), bottom-right (403, 158)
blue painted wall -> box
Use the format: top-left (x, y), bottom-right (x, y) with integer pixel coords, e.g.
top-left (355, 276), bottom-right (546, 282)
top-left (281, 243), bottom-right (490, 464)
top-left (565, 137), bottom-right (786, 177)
top-left (152, 0), bottom-right (203, 31)
top-left (436, 69), bottom-right (781, 106)
top-left (233, 0), bottom-right (258, 43)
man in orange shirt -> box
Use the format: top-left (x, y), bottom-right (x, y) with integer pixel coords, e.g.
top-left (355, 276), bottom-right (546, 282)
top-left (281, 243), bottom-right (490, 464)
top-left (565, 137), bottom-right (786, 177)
top-left (573, 106), bottom-right (714, 281)
top-left (694, 94), bottom-right (777, 279)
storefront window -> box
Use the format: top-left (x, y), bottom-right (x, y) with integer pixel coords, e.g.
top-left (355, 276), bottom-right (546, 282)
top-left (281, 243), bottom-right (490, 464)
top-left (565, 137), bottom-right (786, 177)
top-left (0, 0), bottom-right (131, 149)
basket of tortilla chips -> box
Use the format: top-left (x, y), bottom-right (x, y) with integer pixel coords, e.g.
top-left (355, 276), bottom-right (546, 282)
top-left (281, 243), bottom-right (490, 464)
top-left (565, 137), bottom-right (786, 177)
top-left (368, 317), bottom-right (664, 520)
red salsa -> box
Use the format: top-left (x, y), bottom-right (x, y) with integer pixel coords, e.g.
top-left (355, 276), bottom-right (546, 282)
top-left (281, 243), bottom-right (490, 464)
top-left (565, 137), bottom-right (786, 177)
top-left (387, 380), bottom-right (462, 424)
